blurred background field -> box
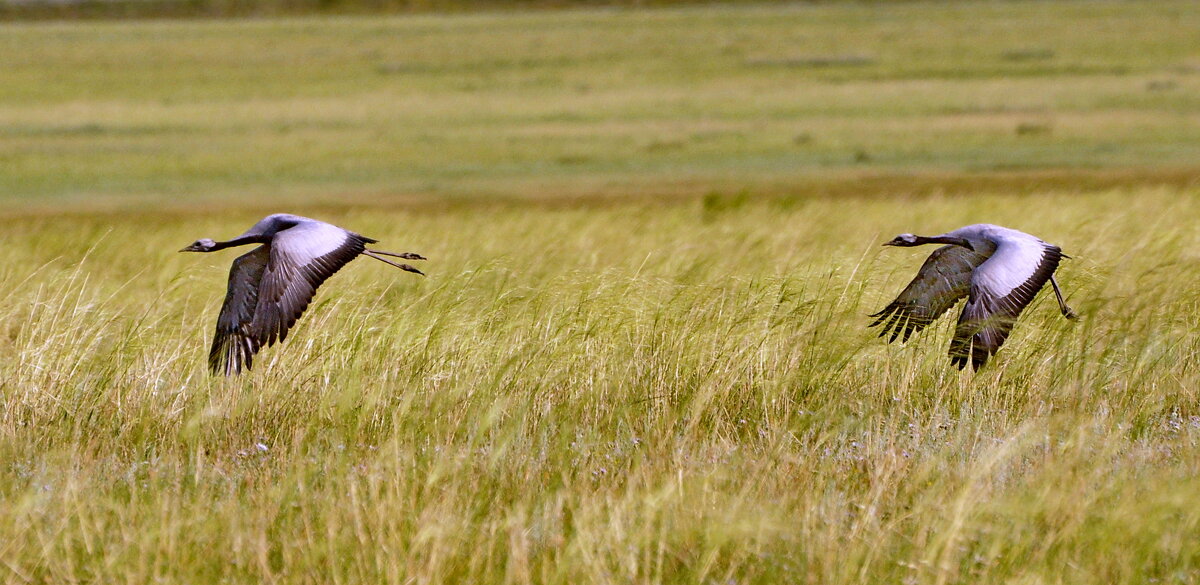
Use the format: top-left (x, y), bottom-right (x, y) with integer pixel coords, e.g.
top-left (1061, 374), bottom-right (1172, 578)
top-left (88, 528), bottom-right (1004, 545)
top-left (1, 0), bottom-right (1197, 210)
top-left (2, 1), bottom-right (1200, 583)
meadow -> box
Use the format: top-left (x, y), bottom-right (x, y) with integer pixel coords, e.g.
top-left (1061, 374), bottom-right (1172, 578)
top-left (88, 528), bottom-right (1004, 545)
top-left (2, 1), bottom-right (1200, 583)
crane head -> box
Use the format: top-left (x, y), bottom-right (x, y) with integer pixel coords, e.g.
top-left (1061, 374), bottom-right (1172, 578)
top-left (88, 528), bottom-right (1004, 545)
top-left (180, 238), bottom-right (217, 252)
top-left (883, 233), bottom-right (920, 247)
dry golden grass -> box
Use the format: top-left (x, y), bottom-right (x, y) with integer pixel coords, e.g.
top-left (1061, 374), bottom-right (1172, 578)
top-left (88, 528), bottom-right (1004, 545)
top-left (3, 1), bottom-right (1200, 582)
top-left (3, 188), bottom-right (1200, 583)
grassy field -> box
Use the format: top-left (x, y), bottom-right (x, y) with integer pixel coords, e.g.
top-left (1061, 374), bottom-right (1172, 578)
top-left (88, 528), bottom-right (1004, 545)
top-left (3, 1), bottom-right (1200, 583)
top-left (1, 0), bottom-right (1198, 209)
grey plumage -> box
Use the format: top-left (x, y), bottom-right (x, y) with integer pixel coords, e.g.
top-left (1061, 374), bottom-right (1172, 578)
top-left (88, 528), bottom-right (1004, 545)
top-left (182, 214), bottom-right (426, 376)
top-left (871, 224), bottom-right (1076, 371)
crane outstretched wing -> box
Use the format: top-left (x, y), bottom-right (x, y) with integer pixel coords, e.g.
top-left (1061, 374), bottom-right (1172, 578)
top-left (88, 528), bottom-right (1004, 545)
top-left (208, 221), bottom-right (375, 375)
top-left (252, 222), bottom-right (374, 349)
top-left (209, 246), bottom-right (270, 376)
top-left (869, 245), bottom-right (988, 343)
top-left (949, 243), bottom-right (1063, 370)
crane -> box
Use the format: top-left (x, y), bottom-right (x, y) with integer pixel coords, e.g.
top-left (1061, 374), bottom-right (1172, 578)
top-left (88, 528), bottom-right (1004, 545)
top-left (870, 224), bottom-right (1076, 370)
top-left (180, 213), bottom-right (425, 375)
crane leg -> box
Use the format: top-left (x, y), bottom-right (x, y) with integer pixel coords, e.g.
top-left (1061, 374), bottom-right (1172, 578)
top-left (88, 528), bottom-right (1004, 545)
top-left (367, 249), bottom-right (426, 261)
top-left (1049, 274), bottom-right (1077, 320)
top-left (363, 250), bottom-right (425, 275)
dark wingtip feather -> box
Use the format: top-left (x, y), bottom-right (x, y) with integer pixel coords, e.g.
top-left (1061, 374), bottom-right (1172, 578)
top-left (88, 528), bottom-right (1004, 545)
top-left (971, 345), bottom-right (989, 371)
top-left (888, 317), bottom-right (905, 343)
top-left (867, 306), bottom-right (891, 329)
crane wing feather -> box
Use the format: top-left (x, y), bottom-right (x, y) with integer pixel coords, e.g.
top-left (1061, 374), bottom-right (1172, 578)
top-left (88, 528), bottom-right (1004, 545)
top-left (209, 246), bottom-right (270, 376)
top-left (250, 223), bottom-right (372, 350)
top-left (949, 243), bottom-right (1063, 370)
top-left (869, 245), bottom-right (988, 343)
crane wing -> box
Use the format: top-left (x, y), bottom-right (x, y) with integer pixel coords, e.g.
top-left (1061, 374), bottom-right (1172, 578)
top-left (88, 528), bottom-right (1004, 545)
top-left (209, 246), bottom-right (270, 376)
top-left (250, 222), bottom-right (374, 350)
top-left (207, 221), bottom-right (376, 376)
top-left (949, 241), bottom-right (1063, 370)
top-left (869, 245), bottom-right (988, 343)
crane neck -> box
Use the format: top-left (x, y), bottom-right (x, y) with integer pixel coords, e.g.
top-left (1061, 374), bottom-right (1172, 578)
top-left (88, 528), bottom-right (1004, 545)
top-left (211, 235), bottom-right (268, 251)
top-left (919, 235), bottom-right (975, 251)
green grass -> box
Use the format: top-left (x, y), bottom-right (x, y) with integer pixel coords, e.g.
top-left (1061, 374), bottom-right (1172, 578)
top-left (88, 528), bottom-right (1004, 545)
top-left (1, 0), bottom-right (1198, 208)
top-left (4, 1), bottom-right (1200, 583)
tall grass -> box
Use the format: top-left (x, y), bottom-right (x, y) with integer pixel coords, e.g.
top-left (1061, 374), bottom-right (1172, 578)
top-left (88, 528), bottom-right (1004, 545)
top-left (2, 188), bottom-right (1199, 582)
top-left (3, 1), bottom-right (1199, 581)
